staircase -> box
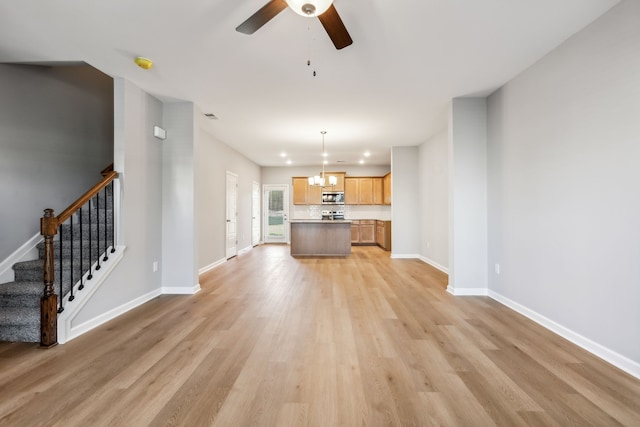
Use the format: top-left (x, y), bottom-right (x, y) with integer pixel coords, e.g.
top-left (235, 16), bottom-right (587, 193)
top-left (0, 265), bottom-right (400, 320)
top-left (0, 185), bottom-right (114, 343)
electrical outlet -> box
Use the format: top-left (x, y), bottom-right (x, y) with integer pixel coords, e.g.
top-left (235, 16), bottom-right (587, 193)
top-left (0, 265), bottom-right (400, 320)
top-left (153, 261), bottom-right (159, 272)
top-left (495, 263), bottom-right (500, 275)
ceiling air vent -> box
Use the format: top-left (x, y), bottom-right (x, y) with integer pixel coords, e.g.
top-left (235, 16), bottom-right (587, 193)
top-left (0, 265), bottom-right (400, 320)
top-left (204, 113), bottom-right (218, 119)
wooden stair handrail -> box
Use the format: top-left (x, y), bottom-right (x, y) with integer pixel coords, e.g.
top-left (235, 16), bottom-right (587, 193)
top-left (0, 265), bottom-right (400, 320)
top-left (57, 171), bottom-right (118, 225)
top-left (40, 167), bottom-right (119, 348)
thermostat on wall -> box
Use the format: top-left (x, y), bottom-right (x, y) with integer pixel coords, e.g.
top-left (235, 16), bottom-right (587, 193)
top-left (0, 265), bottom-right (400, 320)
top-left (153, 126), bottom-right (166, 140)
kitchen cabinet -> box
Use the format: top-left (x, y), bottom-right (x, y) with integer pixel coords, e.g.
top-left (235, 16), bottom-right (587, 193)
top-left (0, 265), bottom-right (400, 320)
top-left (345, 177), bottom-right (376, 205)
top-left (359, 220), bottom-right (376, 243)
top-left (383, 172), bottom-right (391, 205)
top-left (323, 172), bottom-right (345, 192)
top-left (352, 219), bottom-right (391, 249)
top-left (373, 177), bottom-right (384, 205)
top-left (351, 220), bottom-right (375, 244)
top-left (350, 220), bottom-right (360, 243)
top-left (292, 177), bottom-right (321, 205)
top-left (376, 220), bottom-right (391, 251)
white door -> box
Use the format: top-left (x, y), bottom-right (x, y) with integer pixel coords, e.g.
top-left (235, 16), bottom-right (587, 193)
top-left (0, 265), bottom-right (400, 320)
top-left (263, 185), bottom-right (289, 244)
top-left (252, 181), bottom-right (261, 246)
top-left (226, 171), bottom-right (238, 258)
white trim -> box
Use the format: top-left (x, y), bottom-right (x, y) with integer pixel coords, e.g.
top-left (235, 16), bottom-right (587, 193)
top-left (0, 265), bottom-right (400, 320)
top-left (417, 255), bottom-right (449, 274)
top-left (162, 284), bottom-right (201, 295)
top-left (65, 287), bottom-right (162, 344)
top-left (488, 290), bottom-right (640, 380)
top-left (0, 233), bottom-right (42, 283)
top-left (447, 286), bottom-right (489, 296)
top-left (238, 245), bottom-right (253, 256)
top-left (390, 253), bottom-right (420, 259)
top-left (198, 257), bottom-right (226, 275)
top-left (58, 246), bottom-right (127, 343)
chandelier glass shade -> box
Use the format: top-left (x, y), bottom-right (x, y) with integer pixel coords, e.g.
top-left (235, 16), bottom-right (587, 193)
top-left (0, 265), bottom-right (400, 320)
top-left (285, 0), bottom-right (333, 17)
top-left (308, 131), bottom-right (337, 187)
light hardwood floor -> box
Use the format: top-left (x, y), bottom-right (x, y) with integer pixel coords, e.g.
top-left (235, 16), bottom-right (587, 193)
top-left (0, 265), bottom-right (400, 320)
top-left (1, 245), bottom-right (639, 426)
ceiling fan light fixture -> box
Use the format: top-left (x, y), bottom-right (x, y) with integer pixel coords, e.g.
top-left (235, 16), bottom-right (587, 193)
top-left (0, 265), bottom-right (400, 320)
top-left (286, 0), bottom-right (333, 17)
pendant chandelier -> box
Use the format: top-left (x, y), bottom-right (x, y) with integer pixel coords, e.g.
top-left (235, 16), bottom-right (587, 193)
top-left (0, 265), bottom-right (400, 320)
top-left (308, 131), bottom-right (337, 187)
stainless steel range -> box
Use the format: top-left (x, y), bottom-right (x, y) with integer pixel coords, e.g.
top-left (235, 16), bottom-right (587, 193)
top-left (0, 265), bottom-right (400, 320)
top-left (321, 209), bottom-right (345, 220)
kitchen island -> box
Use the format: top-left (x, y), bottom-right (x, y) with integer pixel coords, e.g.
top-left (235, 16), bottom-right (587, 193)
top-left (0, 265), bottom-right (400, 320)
top-left (290, 220), bottom-right (352, 256)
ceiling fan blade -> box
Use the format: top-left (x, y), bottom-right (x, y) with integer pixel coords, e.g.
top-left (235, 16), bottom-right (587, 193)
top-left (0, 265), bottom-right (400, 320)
top-left (236, 0), bottom-right (288, 35)
top-left (317, 4), bottom-right (353, 50)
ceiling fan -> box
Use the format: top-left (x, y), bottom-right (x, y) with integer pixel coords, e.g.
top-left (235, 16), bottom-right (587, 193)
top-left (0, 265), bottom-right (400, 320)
top-left (236, 0), bottom-right (353, 50)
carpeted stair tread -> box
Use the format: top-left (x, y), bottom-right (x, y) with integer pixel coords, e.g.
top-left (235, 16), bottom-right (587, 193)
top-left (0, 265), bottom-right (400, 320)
top-left (0, 307), bottom-right (39, 342)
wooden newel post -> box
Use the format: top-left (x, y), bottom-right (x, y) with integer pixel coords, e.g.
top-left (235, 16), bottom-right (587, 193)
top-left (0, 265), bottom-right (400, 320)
top-left (40, 208), bottom-right (59, 348)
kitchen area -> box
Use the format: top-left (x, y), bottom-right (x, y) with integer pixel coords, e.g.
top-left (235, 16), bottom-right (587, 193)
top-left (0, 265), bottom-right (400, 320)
top-left (289, 171), bottom-right (391, 256)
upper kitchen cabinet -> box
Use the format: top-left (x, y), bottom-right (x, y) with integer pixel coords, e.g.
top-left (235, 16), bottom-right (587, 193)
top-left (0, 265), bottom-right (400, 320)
top-left (345, 176), bottom-right (385, 205)
top-left (292, 177), bottom-right (322, 205)
top-left (372, 177), bottom-right (384, 205)
top-left (383, 172), bottom-right (391, 205)
top-left (323, 172), bottom-right (345, 192)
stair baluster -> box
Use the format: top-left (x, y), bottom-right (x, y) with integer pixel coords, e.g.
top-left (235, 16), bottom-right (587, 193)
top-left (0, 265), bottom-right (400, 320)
top-left (38, 168), bottom-right (118, 347)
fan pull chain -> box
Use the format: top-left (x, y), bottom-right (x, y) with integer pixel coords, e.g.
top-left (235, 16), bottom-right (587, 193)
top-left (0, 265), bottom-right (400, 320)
top-left (307, 23), bottom-right (317, 77)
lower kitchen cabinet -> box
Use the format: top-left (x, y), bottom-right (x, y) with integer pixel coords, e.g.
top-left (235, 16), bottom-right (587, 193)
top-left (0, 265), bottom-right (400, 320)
top-left (376, 220), bottom-right (391, 251)
top-left (352, 219), bottom-right (390, 250)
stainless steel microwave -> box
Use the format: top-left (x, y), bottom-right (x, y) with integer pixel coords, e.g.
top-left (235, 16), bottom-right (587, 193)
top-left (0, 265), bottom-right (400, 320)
top-left (321, 191), bottom-right (345, 205)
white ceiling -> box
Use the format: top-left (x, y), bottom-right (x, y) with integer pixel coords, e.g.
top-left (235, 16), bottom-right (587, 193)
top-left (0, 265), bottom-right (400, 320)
top-left (0, 0), bottom-right (619, 167)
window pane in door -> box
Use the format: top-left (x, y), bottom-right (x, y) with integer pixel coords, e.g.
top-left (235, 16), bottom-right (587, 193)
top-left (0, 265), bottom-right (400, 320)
top-left (268, 190), bottom-right (284, 238)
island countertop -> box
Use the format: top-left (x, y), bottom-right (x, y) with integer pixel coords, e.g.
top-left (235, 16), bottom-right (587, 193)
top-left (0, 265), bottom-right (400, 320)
top-left (290, 220), bottom-right (351, 256)
top-left (289, 219), bottom-right (352, 224)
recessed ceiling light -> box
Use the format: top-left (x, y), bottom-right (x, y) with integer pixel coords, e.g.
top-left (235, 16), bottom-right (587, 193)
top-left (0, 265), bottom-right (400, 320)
top-left (280, 152), bottom-right (286, 157)
top-left (364, 151), bottom-right (371, 157)
top-left (323, 160), bottom-right (328, 165)
top-left (359, 159), bottom-right (365, 164)
top-left (286, 159), bottom-right (292, 165)
top-left (322, 152), bottom-right (328, 157)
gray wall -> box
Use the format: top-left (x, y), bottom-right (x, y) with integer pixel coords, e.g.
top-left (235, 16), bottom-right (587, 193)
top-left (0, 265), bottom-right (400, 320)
top-left (162, 102), bottom-right (198, 291)
top-left (390, 146), bottom-right (420, 256)
top-left (196, 118), bottom-right (261, 269)
top-left (0, 64), bottom-right (113, 261)
top-left (74, 78), bottom-right (163, 324)
top-left (448, 98), bottom-right (488, 292)
top-left (487, 0), bottom-right (640, 365)
top-left (418, 130), bottom-right (449, 270)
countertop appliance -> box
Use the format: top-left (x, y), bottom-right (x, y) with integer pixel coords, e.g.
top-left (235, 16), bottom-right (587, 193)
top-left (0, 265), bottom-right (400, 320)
top-left (321, 191), bottom-right (345, 205)
top-left (321, 210), bottom-right (345, 220)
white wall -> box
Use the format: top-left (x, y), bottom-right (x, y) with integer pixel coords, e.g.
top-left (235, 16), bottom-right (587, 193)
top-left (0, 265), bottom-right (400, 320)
top-left (418, 130), bottom-right (449, 271)
top-left (196, 116), bottom-right (261, 269)
top-left (73, 78), bottom-right (163, 325)
top-left (448, 98), bottom-right (488, 293)
top-left (487, 0), bottom-right (640, 370)
top-left (390, 147), bottom-right (420, 256)
top-left (0, 64), bottom-right (113, 261)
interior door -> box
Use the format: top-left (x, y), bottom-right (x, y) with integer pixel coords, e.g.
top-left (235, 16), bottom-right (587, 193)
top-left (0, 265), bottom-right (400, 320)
top-left (263, 184), bottom-right (289, 244)
top-left (252, 181), bottom-right (261, 246)
top-left (226, 171), bottom-right (238, 258)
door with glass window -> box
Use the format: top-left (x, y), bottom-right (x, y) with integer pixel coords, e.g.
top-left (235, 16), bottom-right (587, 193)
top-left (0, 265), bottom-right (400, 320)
top-left (263, 185), bottom-right (289, 243)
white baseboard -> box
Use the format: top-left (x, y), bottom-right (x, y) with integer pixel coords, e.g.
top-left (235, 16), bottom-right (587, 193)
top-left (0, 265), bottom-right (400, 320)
top-left (161, 284), bottom-right (201, 294)
top-left (488, 290), bottom-right (640, 380)
top-left (447, 286), bottom-right (489, 296)
top-left (65, 287), bottom-right (162, 344)
top-left (417, 255), bottom-right (449, 274)
top-left (0, 233), bottom-right (42, 283)
top-left (390, 253), bottom-right (420, 259)
top-left (238, 245), bottom-right (253, 256)
top-left (199, 257), bottom-right (226, 275)
top-left (58, 246), bottom-right (128, 344)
